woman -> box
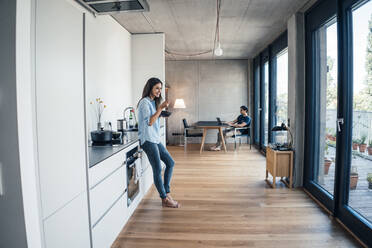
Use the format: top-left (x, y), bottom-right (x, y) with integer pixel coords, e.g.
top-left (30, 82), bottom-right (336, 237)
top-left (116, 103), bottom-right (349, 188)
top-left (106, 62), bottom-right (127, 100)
top-left (137, 77), bottom-right (180, 208)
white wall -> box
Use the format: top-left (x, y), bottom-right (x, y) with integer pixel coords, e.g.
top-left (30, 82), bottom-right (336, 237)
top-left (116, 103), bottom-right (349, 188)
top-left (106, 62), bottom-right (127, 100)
top-left (85, 14), bottom-right (132, 133)
top-left (165, 60), bottom-right (249, 144)
top-left (131, 33), bottom-right (165, 107)
top-left (0, 1), bottom-right (28, 247)
top-left (16, 0), bottom-right (44, 246)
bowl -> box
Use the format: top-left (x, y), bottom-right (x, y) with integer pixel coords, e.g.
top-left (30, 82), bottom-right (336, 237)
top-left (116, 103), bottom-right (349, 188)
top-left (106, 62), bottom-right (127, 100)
top-left (112, 131), bottom-right (121, 139)
top-left (160, 111), bottom-right (172, 117)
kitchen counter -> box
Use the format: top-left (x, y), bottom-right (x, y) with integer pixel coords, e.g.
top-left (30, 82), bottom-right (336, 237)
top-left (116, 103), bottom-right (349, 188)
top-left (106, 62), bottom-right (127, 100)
top-left (88, 132), bottom-right (139, 168)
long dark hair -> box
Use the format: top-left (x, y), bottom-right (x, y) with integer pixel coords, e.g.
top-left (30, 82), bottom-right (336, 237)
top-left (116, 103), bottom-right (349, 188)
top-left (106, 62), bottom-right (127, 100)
top-left (137, 77), bottom-right (163, 109)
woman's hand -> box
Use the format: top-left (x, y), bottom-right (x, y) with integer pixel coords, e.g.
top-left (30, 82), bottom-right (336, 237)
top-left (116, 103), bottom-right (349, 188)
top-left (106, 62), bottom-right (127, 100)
top-left (159, 100), bottom-right (169, 110)
top-left (149, 100), bottom-right (168, 126)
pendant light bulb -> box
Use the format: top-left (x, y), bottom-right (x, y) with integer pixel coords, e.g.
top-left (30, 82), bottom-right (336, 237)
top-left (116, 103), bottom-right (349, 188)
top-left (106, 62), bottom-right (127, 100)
top-left (214, 42), bottom-right (223, 56)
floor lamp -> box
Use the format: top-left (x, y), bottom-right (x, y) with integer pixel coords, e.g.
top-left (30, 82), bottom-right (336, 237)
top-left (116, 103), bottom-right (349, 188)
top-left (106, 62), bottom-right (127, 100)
top-left (173, 99), bottom-right (186, 146)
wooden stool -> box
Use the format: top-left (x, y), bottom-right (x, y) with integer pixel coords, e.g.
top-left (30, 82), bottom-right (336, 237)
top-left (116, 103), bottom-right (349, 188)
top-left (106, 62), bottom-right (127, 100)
top-left (265, 147), bottom-right (293, 188)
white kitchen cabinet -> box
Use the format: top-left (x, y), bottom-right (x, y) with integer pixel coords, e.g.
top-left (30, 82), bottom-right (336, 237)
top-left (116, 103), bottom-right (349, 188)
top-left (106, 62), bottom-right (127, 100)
top-left (92, 194), bottom-right (127, 248)
top-left (89, 149), bottom-right (126, 188)
top-left (90, 166), bottom-right (126, 226)
top-left (141, 165), bottom-right (154, 196)
top-left (43, 192), bottom-right (90, 248)
top-left (140, 152), bottom-right (153, 195)
top-left (36, 0), bottom-right (86, 219)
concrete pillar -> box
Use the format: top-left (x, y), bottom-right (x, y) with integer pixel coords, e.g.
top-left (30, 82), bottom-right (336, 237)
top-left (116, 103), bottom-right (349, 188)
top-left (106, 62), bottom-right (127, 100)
top-left (288, 13), bottom-right (306, 187)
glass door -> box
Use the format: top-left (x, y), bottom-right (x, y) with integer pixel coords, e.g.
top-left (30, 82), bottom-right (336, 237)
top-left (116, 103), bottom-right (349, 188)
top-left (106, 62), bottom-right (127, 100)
top-left (270, 31), bottom-right (288, 144)
top-left (336, 0), bottom-right (372, 245)
top-left (274, 48), bottom-right (288, 130)
top-left (304, 0), bottom-right (338, 211)
top-left (253, 57), bottom-right (261, 146)
top-left (347, 0), bottom-right (372, 223)
top-left (260, 50), bottom-right (269, 150)
top-left (305, 0), bottom-right (372, 245)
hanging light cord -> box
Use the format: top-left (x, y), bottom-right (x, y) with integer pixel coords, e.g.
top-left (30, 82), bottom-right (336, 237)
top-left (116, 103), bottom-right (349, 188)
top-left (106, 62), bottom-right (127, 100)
top-left (213, 0), bottom-right (221, 53)
top-left (165, 0), bottom-right (221, 58)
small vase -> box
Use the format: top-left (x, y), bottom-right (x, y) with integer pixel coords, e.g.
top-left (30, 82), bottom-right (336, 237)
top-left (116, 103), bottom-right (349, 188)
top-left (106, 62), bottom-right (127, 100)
top-left (97, 122), bottom-right (102, 131)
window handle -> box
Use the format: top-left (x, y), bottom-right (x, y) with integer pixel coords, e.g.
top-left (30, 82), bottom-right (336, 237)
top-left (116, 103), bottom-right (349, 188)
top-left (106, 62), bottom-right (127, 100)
top-left (337, 118), bottom-right (344, 132)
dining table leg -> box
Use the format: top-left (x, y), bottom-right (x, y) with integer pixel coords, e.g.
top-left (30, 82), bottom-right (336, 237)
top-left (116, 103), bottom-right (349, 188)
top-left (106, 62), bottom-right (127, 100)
top-left (219, 127), bottom-right (227, 152)
top-left (200, 128), bottom-right (207, 154)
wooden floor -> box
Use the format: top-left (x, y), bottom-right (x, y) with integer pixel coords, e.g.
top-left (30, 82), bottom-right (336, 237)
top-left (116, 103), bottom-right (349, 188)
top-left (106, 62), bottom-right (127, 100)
top-left (112, 144), bottom-right (361, 248)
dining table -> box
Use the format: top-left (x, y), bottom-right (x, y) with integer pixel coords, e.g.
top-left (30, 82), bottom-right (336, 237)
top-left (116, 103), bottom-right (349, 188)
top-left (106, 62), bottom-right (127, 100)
top-left (195, 121), bottom-right (230, 154)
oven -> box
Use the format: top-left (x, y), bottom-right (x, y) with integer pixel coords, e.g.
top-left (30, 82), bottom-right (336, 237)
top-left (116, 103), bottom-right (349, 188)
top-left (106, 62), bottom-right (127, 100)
top-left (126, 145), bottom-right (141, 206)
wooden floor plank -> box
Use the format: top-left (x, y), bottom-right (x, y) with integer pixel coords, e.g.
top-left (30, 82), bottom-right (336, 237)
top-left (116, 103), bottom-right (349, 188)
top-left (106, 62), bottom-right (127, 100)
top-left (112, 145), bottom-right (360, 248)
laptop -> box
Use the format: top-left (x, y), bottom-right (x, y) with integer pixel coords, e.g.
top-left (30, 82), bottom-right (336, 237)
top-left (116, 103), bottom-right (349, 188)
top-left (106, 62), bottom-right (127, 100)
top-left (216, 117), bottom-right (229, 126)
top-left (217, 117), bottom-right (234, 127)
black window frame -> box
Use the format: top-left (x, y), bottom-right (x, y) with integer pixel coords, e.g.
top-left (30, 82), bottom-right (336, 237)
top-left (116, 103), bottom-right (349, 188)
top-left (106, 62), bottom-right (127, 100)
top-left (269, 31), bottom-right (288, 143)
top-left (304, 0), bottom-right (372, 245)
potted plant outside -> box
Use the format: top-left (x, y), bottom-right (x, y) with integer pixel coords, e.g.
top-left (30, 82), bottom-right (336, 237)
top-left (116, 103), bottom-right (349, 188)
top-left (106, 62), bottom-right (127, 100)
top-left (359, 135), bottom-right (367, 153)
top-left (350, 166), bottom-right (358, 190)
top-left (352, 138), bottom-right (359, 151)
top-left (330, 132), bottom-right (336, 142)
top-left (367, 173), bottom-right (372, 190)
top-left (368, 140), bottom-right (372, 156)
top-left (324, 143), bottom-right (332, 175)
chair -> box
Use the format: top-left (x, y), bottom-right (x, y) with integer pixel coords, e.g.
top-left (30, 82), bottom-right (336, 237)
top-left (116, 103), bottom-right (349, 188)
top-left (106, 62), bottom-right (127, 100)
top-left (182, 119), bottom-right (203, 152)
top-left (231, 126), bottom-right (252, 150)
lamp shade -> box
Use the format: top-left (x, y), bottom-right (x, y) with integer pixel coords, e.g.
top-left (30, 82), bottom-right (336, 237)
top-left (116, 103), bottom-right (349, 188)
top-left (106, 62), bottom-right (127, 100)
top-left (173, 99), bottom-right (186, 109)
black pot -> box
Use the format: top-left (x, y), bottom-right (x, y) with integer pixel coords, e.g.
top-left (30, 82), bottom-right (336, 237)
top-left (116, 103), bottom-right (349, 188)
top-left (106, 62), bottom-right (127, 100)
top-left (91, 130), bottom-right (112, 143)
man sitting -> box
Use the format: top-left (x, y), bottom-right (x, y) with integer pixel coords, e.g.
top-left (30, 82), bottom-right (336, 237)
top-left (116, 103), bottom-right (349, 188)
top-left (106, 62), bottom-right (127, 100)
top-left (210, 105), bottom-right (251, 151)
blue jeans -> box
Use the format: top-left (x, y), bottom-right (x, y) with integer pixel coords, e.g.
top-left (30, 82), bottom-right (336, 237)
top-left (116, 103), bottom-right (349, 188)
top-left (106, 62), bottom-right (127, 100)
top-left (141, 141), bottom-right (175, 199)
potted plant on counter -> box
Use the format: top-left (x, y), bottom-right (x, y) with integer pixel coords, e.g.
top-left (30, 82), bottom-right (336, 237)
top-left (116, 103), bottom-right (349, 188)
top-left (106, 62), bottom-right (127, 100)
top-left (350, 166), bottom-right (359, 190)
top-left (90, 97), bottom-right (106, 130)
top-left (368, 140), bottom-right (372, 156)
top-left (367, 173), bottom-right (372, 190)
top-left (352, 138), bottom-right (359, 151)
top-left (359, 135), bottom-right (367, 153)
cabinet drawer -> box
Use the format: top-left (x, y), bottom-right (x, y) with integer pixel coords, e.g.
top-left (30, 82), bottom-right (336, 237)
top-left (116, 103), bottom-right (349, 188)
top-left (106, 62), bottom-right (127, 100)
top-left (90, 166), bottom-right (126, 226)
top-left (89, 149), bottom-right (126, 188)
top-left (92, 195), bottom-right (127, 248)
top-left (44, 193), bottom-right (90, 248)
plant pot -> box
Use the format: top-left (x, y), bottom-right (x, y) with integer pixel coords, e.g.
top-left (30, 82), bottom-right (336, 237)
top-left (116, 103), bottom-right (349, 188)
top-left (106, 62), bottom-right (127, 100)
top-left (369, 182), bottom-right (372, 190)
top-left (359, 144), bottom-right (367, 153)
top-left (352, 143), bottom-right (359, 151)
top-left (368, 147), bottom-right (372, 156)
top-left (324, 159), bottom-right (332, 175)
top-left (350, 173), bottom-right (358, 190)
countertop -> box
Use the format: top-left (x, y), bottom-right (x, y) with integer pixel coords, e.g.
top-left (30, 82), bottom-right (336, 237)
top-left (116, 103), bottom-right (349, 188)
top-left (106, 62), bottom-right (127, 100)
top-left (88, 132), bottom-right (139, 168)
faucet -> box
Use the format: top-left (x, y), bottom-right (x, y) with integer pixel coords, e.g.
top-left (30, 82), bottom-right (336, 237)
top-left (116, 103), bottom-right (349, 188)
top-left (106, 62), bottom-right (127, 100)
top-left (123, 107), bottom-right (137, 129)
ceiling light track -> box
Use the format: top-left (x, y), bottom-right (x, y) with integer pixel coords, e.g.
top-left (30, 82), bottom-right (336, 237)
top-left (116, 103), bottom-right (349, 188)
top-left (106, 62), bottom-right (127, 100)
top-left (165, 0), bottom-right (223, 58)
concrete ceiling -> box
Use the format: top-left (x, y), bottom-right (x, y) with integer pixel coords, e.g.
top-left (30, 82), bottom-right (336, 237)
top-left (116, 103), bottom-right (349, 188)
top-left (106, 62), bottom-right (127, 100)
top-left (112, 0), bottom-right (310, 60)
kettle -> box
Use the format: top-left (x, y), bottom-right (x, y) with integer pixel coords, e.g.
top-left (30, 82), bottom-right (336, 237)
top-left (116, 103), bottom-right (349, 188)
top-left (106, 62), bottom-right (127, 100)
top-left (117, 119), bottom-right (128, 131)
